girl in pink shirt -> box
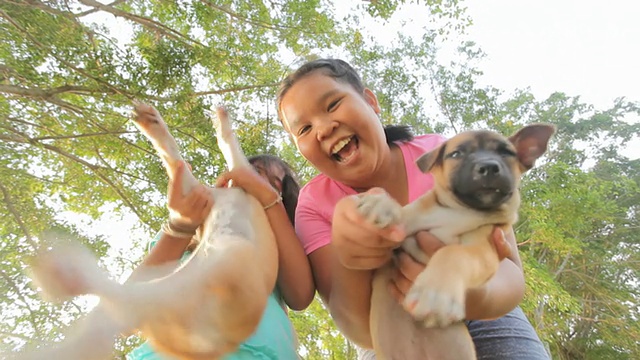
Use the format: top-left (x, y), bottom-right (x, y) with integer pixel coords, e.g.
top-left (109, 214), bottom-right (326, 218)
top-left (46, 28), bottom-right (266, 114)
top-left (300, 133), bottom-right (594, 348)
top-left (277, 59), bottom-right (549, 359)
top-left (296, 134), bottom-right (445, 255)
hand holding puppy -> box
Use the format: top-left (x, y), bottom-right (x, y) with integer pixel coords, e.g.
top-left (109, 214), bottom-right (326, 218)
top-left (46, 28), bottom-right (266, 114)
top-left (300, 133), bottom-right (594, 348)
top-left (388, 228), bottom-right (513, 315)
top-left (215, 167), bottom-right (281, 208)
top-left (167, 161), bottom-right (214, 229)
top-left (332, 188), bottom-right (406, 271)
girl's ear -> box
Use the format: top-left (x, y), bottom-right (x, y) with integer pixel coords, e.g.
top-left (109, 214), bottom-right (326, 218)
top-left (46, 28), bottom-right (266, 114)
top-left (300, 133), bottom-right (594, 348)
top-left (363, 88), bottom-right (381, 114)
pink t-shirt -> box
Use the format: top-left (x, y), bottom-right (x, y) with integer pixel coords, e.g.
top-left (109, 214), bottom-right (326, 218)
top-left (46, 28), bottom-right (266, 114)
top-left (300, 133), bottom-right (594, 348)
top-left (295, 134), bottom-right (447, 255)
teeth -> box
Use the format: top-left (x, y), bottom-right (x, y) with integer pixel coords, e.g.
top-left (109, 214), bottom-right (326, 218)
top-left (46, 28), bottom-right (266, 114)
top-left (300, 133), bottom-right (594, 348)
top-left (331, 137), bottom-right (352, 155)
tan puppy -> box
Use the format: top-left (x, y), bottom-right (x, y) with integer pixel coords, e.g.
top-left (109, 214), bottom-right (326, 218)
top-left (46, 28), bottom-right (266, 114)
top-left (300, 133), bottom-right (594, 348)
top-left (356, 124), bottom-right (555, 359)
top-left (14, 104), bottom-right (278, 359)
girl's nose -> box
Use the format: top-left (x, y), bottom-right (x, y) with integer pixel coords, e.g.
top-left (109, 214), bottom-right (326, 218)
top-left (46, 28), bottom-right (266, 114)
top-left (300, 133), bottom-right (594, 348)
top-left (316, 120), bottom-right (338, 141)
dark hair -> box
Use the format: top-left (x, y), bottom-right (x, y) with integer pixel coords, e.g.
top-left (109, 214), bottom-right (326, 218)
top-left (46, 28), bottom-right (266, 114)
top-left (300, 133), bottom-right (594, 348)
top-left (277, 58), bottom-right (413, 144)
top-left (248, 154), bottom-right (300, 226)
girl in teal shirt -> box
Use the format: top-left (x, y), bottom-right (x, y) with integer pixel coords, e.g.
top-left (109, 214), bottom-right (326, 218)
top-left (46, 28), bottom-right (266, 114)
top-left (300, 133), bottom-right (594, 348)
top-left (127, 155), bottom-right (314, 359)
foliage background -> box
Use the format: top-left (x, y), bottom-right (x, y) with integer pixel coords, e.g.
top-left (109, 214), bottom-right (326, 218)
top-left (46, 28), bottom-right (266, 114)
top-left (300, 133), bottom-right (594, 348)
top-left (0, 1), bottom-right (638, 359)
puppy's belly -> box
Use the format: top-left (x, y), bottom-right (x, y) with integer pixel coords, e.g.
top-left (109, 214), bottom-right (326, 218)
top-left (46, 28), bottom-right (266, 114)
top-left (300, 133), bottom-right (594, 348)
top-left (370, 265), bottom-right (475, 360)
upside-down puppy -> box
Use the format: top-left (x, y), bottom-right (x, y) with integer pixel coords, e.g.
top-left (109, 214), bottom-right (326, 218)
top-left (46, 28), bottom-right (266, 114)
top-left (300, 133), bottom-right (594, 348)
top-left (355, 124), bottom-right (555, 359)
top-left (14, 105), bottom-right (278, 360)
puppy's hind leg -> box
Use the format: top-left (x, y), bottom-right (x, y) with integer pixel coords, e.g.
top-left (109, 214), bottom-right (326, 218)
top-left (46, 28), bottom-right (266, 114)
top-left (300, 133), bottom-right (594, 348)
top-left (18, 245), bottom-right (137, 360)
top-left (28, 244), bottom-right (140, 326)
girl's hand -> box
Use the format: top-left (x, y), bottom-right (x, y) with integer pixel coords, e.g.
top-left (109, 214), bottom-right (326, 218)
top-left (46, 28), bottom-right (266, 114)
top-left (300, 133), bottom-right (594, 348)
top-left (167, 161), bottom-right (214, 228)
top-left (389, 228), bottom-right (512, 303)
top-left (332, 188), bottom-right (406, 270)
top-left (214, 167), bottom-right (280, 207)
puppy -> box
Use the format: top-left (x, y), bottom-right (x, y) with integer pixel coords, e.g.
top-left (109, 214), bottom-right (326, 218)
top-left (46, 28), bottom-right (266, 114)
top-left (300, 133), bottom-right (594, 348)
top-left (356, 124), bottom-right (555, 359)
top-left (13, 104), bottom-right (278, 359)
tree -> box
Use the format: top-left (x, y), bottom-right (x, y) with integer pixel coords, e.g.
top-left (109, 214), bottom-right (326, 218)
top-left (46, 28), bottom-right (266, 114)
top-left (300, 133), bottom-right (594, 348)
top-left (1, 0), bottom-right (638, 358)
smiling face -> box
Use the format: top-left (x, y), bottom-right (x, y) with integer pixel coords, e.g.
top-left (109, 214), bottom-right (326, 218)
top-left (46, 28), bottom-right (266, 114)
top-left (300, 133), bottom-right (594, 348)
top-left (278, 71), bottom-right (390, 187)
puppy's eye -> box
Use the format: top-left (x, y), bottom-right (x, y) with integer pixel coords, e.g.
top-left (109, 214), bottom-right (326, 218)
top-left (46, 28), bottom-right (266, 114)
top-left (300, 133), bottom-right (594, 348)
top-left (497, 147), bottom-right (516, 157)
top-left (448, 150), bottom-right (463, 159)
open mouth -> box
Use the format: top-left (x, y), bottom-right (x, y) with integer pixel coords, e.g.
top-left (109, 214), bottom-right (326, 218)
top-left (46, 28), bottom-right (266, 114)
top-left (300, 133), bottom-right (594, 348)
top-left (331, 136), bottom-right (359, 163)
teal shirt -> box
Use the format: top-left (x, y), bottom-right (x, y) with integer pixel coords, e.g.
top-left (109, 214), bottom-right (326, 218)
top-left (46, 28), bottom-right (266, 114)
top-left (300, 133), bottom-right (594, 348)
top-left (126, 233), bottom-right (299, 360)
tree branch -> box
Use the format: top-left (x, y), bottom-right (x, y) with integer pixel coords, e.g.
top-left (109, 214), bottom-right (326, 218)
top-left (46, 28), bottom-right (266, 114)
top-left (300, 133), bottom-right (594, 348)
top-left (77, 0), bottom-right (205, 47)
top-left (0, 181), bottom-right (38, 250)
top-left (0, 84), bottom-right (86, 114)
top-left (32, 130), bottom-right (136, 141)
top-left (553, 251), bottom-right (572, 279)
top-left (0, 270), bottom-right (42, 337)
top-left (1, 128), bottom-right (149, 225)
top-left (191, 82), bottom-right (278, 97)
top-left (0, 9), bottom-right (138, 103)
top-left (0, 330), bottom-right (33, 342)
top-left (200, 0), bottom-right (303, 32)
top-left (0, 84), bottom-right (113, 98)
top-left (75, 0), bottom-right (127, 17)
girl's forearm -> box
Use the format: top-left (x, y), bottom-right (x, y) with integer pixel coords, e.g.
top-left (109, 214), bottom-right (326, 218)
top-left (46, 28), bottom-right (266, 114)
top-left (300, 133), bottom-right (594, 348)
top-left (266, 202), bottom-right (315, 310)
top-left (328, 256), bottom-right (375, 348)
top-left (465, 258), bottom-right (525, 320)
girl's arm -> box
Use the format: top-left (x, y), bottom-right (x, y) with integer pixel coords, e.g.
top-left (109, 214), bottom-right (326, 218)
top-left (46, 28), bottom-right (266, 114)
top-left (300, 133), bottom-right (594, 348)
top-left (320, 191), bottom-right (405, 348)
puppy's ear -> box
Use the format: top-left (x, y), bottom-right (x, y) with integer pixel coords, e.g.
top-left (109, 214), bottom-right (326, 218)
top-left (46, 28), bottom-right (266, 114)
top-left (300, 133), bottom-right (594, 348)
top-left (509, 123), bottom-right (556, 171)
top-left (416, 143), bottom-right (446, 173)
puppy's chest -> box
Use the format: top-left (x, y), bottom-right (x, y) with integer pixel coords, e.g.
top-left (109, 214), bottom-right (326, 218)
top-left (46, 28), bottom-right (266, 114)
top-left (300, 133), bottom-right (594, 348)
top-left (403, 204), bottom-right (503, 245)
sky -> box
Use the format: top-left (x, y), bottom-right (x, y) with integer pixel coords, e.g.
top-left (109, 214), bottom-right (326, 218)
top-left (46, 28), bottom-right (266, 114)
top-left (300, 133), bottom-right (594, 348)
top-left (465, 0), bottom-right (639, 112)
top-left (74, 0), bottom-right (640, 270)
top-left (465, 0), bottom-right (640, 160)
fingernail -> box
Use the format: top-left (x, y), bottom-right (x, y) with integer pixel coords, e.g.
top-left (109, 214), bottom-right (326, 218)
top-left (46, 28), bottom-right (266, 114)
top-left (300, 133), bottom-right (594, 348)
top-left (390, 229), bottom-right (404, 242)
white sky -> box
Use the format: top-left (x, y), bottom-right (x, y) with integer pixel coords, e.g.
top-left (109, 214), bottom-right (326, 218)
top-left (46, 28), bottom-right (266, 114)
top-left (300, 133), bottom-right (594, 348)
top-left (465, 0), bottom-right (640, 159)
top-left (466, 0), bottom-right (639, 111)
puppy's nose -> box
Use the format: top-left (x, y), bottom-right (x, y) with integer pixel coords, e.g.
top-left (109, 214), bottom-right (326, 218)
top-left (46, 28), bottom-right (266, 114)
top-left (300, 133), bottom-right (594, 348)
top-left (475, 160), bottom-right (501, 177)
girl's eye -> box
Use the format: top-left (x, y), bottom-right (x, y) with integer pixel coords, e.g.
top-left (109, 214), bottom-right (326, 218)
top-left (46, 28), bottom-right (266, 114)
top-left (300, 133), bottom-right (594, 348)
top-left (298, 125), bottom-right (311, 136)
top-left (327, 98), bottom-right (342, 112)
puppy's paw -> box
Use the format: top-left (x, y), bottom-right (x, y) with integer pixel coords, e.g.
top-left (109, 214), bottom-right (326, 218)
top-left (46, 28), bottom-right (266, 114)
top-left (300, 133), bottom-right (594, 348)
top-left (210, 106), bottom-right (234, 142)
top-left (403, 270), bottom-right (466, 328)
top-left (132, 103), bottom-right (170, 137)
top-left (355, 192), bottom-right (402, 228)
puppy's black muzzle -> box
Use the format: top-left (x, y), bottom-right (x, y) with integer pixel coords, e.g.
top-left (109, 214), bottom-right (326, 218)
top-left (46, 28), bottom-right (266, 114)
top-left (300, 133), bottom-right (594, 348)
top-left (453, 152), bottom-right (515, 211)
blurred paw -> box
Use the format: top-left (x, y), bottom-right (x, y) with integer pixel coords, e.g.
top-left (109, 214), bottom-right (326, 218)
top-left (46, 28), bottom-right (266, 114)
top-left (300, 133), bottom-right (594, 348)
top-left (355, 192), bottom-right (402, 228)
top-left (403, 270), bottom-right (466, 328)
top-left (132, 103), bottom-right (170, 137)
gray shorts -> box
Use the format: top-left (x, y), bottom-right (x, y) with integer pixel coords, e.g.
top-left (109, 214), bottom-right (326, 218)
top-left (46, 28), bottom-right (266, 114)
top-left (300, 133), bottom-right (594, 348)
top-left (356, 307), bottom-right (550, 360)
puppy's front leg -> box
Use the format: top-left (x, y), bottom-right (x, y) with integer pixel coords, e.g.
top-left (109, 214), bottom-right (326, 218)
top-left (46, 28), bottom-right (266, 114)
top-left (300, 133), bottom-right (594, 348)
top-left (403, 224), bottom-right (500, 327)
top-left (132, 103), bottom-right (199, 197)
